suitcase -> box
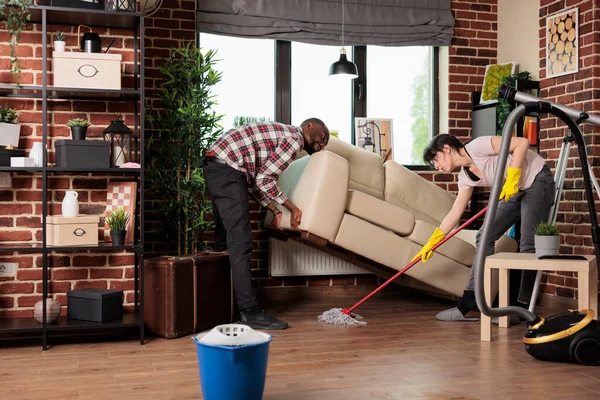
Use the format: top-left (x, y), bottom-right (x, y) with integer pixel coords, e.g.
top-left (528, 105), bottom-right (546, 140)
top-left (144, 252), bottom-right (236, 339)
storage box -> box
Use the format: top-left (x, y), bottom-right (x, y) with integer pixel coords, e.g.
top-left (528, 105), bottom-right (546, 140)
top-left (0, 149), bottom-right (25, 167)
top-left (53, 51), bottom-right (122, 90)
top-left (67, 288), bottom-right (123, 322)
top-left (0, 122), bottom-right (21, 147)
top-left (55, 140), bottom-right (110, 168)
top-left (47, 215), bottom-right (99, 247)
top-left (144, 252), bottom-right (235, 339)
top-left (10, 157), bottom-right (35, 167)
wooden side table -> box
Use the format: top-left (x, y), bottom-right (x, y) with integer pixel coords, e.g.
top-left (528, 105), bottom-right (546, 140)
top-left (481, 252), bottom-right (598, 342)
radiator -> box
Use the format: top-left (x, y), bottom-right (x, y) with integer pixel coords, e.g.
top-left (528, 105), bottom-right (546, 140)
top-left (268, 237), bottom-right (370, 276)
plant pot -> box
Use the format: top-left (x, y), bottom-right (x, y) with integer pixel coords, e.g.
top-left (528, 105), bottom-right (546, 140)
top-left (0, 122), bottom-right (21, 147)
top-left (535, 235), bottom-right (560, 258)
top-left (54, 40), bottom-right (66, 52)
top-left (71, 126), bottom-right (87, 140)
top-left (110, 230), bottom-right (126, 246)
top-left (34, 298), bottom-right (62, 324)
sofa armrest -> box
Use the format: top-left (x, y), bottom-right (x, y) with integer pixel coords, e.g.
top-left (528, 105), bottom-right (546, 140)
top-left (265, 151), bottom-right (350, 243)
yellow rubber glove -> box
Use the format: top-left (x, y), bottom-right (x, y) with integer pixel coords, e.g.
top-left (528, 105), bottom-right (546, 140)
top-left (411, 227), bottom-right (446, 263)
top-left (499, 166), bottom-right (522, 202)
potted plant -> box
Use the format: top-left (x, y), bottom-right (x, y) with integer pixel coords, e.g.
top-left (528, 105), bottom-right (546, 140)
top-left (534, 222), bottom-right (560, 258)
top-left (0, 0), bottom-right (33, 84)
top-left (104, 208), bottom-right (130, 246)
top-left (54, 31), bottom-right (66, 52)
top-left (0, 104), bottom-right (20, 148)
top-left (67, 118), bottom-right (91, 140)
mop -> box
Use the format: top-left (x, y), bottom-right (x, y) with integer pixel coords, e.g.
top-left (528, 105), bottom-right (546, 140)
top-left (318, 206), bottom-right (488, 325)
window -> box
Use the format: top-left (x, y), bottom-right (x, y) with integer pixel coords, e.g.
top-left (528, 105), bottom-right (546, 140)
top-left (366, 47), bottom-right (434, 165)
top-left (291, 42), bottom-right (352, 143)
top-left (198, 33), bottom-right (275, 131)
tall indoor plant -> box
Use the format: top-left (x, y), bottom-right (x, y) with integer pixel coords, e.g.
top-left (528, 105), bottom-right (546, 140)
top-left (0, 0), bottom-right (33, 84)
top-left (146, 44), bottom-right (223, 255)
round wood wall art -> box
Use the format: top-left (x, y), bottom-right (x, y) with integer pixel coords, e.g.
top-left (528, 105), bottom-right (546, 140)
top-left (546, 8), bottom-right (578, 78)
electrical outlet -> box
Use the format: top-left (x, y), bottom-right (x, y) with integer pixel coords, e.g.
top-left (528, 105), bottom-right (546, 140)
top-left (0, 262), bottom-right (17, 277)
top-left (0, 172), bottom-right (11, 188)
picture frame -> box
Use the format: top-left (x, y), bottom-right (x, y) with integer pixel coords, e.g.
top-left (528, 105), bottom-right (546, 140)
top-left (103, 181), bottom-right (137, 244)
top-left (480, 61), bottom-right (517, 104)
top-left (354, 118), bottom-right (393, 159)
top-left (546, 8), bottom-right (578, 78)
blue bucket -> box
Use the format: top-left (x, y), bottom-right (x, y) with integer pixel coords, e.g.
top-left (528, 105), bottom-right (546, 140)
top-left (193, 324), bottom-right (272, 400)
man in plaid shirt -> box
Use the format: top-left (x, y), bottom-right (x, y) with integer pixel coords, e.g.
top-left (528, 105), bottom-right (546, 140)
top-left (204, 118), bottom-right (330, 330)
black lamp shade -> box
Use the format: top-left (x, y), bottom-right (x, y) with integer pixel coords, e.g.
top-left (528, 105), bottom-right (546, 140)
top-left (329, 53), bottom-right (358, 78)
top-left (103, 119), bottom-right (133, 167)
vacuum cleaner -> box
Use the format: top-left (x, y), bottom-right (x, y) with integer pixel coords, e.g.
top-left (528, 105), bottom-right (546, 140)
top-left (473, 85), bottom-right (600, 366)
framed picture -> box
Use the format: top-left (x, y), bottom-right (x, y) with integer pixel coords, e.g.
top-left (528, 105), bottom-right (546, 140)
top-left (103, 181), bottom-right (137, 244)
top-left (546, 8), bottom-right (578, 78)
top-left (480, 61), bottom-right (517, 103)
top-left (354, 118), bottom-right (393, 159)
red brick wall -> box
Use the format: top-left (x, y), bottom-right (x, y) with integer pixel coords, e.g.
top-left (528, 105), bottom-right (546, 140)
top-left (0, 0), bottom-right (196, 317)
top-left (537, 0), bottom-right (600, 298)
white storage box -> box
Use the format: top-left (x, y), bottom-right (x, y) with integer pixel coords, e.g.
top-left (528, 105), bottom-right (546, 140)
top-left (10, 157), bottom-right (35, 167)
top-left (47, 215), bottom-right (99, 247)
top-left (53, 51), bottom-right (122, 90)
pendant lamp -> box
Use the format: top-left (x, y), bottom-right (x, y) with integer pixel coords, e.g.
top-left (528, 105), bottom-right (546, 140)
top-left (329, 0), bottom-right (358, 79)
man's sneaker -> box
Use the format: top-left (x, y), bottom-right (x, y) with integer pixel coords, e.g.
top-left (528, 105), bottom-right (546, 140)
top-left (239, 309), bottom-right (289, 330)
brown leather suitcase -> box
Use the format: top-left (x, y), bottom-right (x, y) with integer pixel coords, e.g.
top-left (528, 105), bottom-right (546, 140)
top-left (144, 252), bottom-right (236, 339)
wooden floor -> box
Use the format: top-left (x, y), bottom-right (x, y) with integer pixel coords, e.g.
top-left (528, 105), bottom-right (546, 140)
top-left (1, 290), bottom-right (600, 399)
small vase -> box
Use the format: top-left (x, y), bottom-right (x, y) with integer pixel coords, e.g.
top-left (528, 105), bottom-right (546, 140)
top-left (54, 41), bottom-right (66, 52)
top-left (61, 190), bottom-right (79, 217)
top-left (71, 126), bottom-right (87, 140)
top-left (111, 230), bottom-right (126, 246)
top-left (34, 298), bottom-right (61, 324)
top-left (29, 142), bottom-right (44, 167)
top-left (535, 235), bottom-right (560, 258)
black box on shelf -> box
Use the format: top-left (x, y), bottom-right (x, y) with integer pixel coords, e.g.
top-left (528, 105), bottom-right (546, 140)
top-left (67, 288), bottom-right (123, 322)
top-left (0, 149), bottom-right (26, 167)
top-left (38, 0), bottom-right (104, 10)
top-left (55, 140), bottom-right (110, 168)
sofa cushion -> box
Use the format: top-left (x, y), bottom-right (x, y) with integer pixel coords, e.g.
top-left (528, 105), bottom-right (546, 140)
top-left (384, 161), bottom-right (456, 226)
top-left (324, 137), bottom-right (385, 199)
top-left (407, 220), bottom-right (475, 266)
top-left (346, 190), bottom-right (415, 236)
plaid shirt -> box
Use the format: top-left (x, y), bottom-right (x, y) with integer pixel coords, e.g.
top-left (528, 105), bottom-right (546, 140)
top-left (207, 122), bottom-right (304, 206)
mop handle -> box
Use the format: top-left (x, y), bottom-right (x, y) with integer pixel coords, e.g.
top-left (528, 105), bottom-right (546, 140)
top-left (344, 206), bottom-right (489, 315)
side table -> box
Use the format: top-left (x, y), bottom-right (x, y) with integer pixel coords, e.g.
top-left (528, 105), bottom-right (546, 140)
top-left (481, 252), bottom-right (598, 342)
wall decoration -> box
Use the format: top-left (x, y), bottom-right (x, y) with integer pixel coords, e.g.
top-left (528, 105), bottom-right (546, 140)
top-left (354, 118), bottom-right (393, 159)
top-left (103, 182), bottom-right (137, 244)
top-left (480, 61), bottom-right (516, 103)
top-left (546, 8), bottom-right (578, 78)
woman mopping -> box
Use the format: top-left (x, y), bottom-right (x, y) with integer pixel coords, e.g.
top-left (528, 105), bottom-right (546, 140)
top-left (413, 134), bottom-right (555, 321)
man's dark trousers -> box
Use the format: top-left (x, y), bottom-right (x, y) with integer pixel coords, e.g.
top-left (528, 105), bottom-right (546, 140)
top-left (204, 158), bottom-right (258, 310)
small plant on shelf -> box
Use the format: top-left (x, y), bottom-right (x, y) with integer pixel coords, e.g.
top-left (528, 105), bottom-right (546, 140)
top-left (534, 222), bottom-right (559, 236)
top-left (104, 208), bottom-right (130, 246)
top-left (534, 221), bottom-right (560, 258)
top-left (54, 31), bottom-right (66, 52)
top-left (0, 104), bottom-right (20, 148)
top-left (66, 118), bottom-right (91, 140)
top-left (0, 0), bottom-right (34, 84)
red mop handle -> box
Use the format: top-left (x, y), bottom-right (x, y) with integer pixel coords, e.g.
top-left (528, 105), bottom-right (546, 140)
top-left (343, 206), bottom-right (488, 315)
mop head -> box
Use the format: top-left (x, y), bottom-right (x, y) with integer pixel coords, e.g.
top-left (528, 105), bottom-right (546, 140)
top-left (317, 308), bottom-right (367, 326)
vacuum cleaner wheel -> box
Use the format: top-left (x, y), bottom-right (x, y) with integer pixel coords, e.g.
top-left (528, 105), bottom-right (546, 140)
top-left (572, 337), bottom-right (600, 366)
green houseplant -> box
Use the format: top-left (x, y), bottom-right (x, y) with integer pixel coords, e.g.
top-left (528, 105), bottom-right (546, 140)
top-left (0, 104), bottom-right (20, 147)
top-left (146, 44), bottom-right (223, 255)
top-left (104, 208), bottom-right (130, 246)
top-left (0, 0), bottom-right (33, 84)
top-left (54, 30), bottom-right (66, 52)
top-left (534, 222), bottom-right (560, 258)
top-left (66, 118), bottom-right (90, 140)
top-left (495, 71), bottom-right (532, 135)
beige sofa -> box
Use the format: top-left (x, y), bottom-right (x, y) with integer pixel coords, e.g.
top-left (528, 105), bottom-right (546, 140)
top-left (266, 137), bottom-right (517, 298)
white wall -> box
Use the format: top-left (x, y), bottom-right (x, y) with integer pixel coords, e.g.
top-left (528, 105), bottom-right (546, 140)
top-left (497, 0), bottom-right (540, 80)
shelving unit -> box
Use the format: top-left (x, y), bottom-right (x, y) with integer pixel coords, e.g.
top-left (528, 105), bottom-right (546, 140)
top-left (0, 5), bottom-right (145, 350)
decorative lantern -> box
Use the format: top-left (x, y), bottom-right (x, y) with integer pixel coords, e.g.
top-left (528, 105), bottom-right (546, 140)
top-left (105, 0), bottom-right (135, 12)
top-left (103, 117), bottom-right (132, 167)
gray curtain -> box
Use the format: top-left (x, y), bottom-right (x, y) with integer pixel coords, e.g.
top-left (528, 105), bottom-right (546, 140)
top-left (196, 0), bottom-right (454, 47)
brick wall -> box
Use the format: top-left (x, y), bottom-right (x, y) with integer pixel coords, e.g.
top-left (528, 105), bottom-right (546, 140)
top-left (537, 0), bottom-right (600, 298)
top-left (0, 0), bottom-right (195, 317)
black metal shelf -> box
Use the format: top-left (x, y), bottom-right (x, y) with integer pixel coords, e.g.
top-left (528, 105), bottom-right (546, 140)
top-left (0, 85), bottom-right (140, 101)
top-left (0, 243), bottom-right (141, 254)
top-left (29, 5), bottom-right (142, 29)
top-left (0, 312), bottom-right (140, 334)
top-left (0, 167), bottom-right (140, 174)
top-left (0, 243), bottom-right (43, 253)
